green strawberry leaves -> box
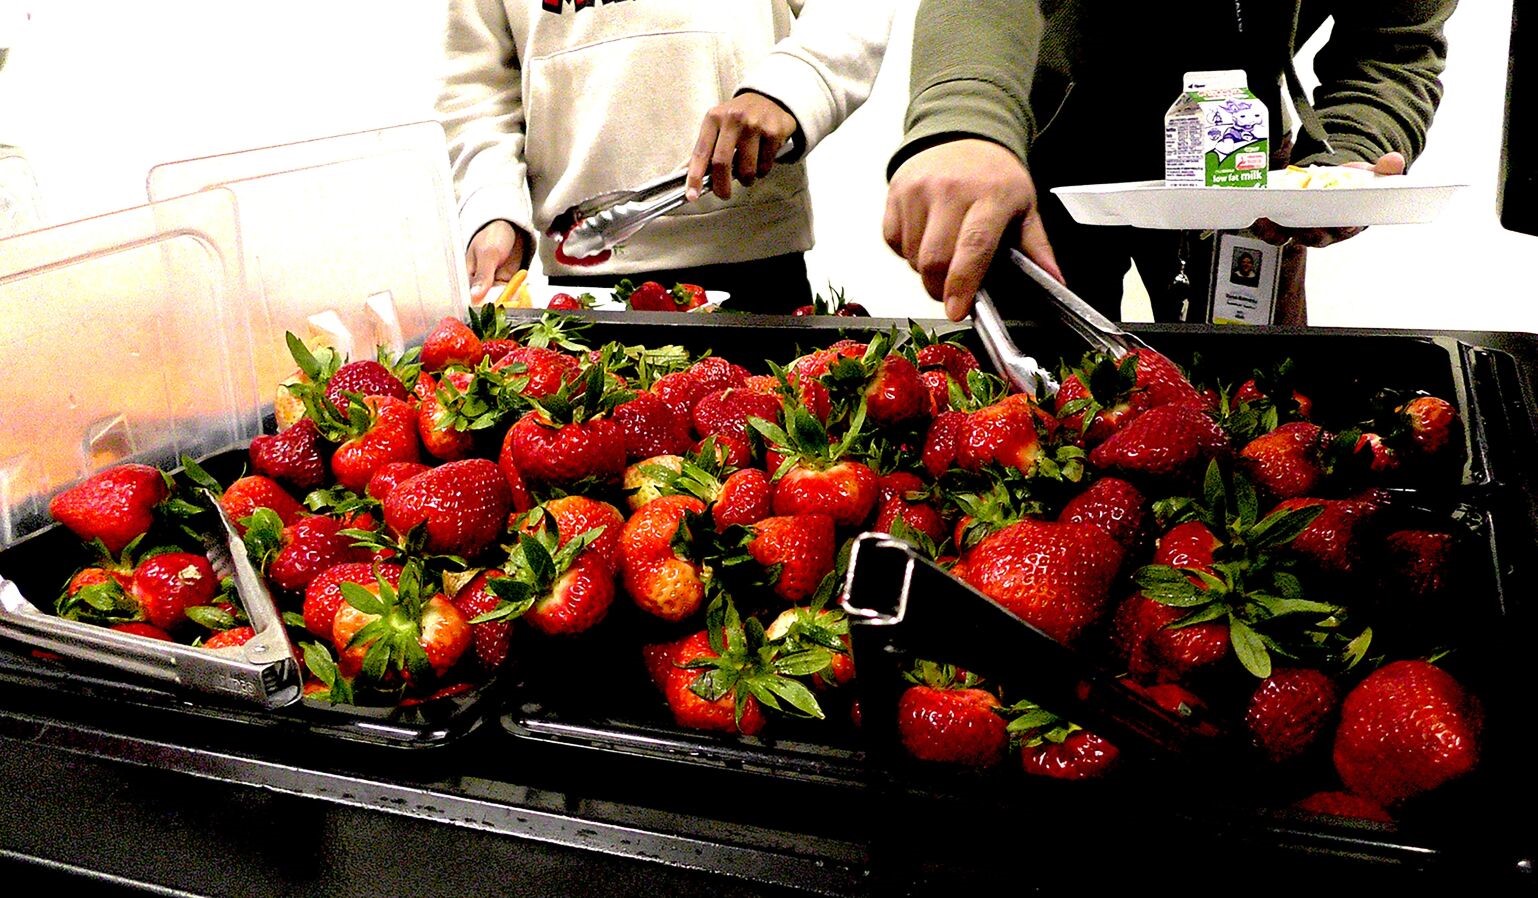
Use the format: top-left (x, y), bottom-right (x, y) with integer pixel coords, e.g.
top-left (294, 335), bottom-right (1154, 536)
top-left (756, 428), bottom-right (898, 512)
top-left (301, 641), bottom-right (355, 705)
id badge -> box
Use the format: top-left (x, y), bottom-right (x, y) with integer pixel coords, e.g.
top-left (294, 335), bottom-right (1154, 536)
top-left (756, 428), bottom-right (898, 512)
top-left (1206, 230), bottom-right (1282, 325)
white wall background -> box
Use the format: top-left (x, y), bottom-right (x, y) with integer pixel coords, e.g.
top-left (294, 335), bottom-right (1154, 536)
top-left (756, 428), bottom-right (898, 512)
top-left (1, 0), bottom-right (1532, 330)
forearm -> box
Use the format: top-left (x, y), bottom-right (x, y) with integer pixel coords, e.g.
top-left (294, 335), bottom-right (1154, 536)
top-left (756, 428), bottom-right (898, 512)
top-left (889, 0), bottom-right (1042, 177)
top-left (437, 0), bottom-right (535, 247)
top-left (1298, 0), bottom-right (1455, 167)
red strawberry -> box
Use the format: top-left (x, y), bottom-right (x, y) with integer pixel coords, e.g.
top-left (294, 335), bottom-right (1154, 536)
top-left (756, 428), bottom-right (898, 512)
top-left (692, 386), bottom-right (782, 441)
top-left (1089, 402), bottom-right (1228, 482)
top-left (655, 631), bottom-right (768, 736)
top-left (333, 583), bottom-right (470, 679)
top-left (416, 370), bottom-right (477, 461)
top-left (742, 374), bottom-right (831, 423)
top-left (865, 356), bottom-right (930, 428)
top-left (1239, 421), bottom-right (1328, 499)
top-left (111, 621), bottom-right (174, 641)
top-left (49, 464), bottom-right (169, 554)
top-left (1353, 432), bottom-right (1400, 472)
top-left (920, 370), bottom-right (955, 414)
top-left (773, 461), bottom-right (878, 528)
top-left (303, 561), bottom-right (402, 639)
top-left (670, 283), bottom-right (709, 311)
top-left (1154, 519), bottom-right (1221, 571)
top-left (524, 549), bottom-right (616, 636)
top-left (714, 468), bottom-right (774, 530)
top-left (1398, 396), bottom-right (1456, 455)
top-left (384, 458), bottom-right (512, 557)
top-left (1058, 476), bottom-right (1146, 551)
top-left (898, 681), bottom-right (1007, 767)
top-left (922, 410), bottom-right (967, 478)
top-left (1021, 730), bottom-right (1120, 780)
top-left (547, 292), bottom-right (595, 311)
top-left (915, 342), bottom-right (980, 386)
top-left (1245, 668), bottom-right (1340, 763)
top-left (956, 394), bottom-right (1045, 474)
top-left (617, 280), bottom-right (672, 312)
top-left (492, 346), bottom-right (582, 399)
top-left (520, 495), bottom-right (626, 570)
top-left (131, 552), bottom-right (217, 631)
top-left (697, 433), bottom-right (752, 468)
top-left (249, 418), bottom-right (328, 492)
top-left (203, 626), bottom-right (257, 650)
top-left (366, 461), bottom-right (432, 501)
top-left (507, 410), bottom-right (625, 487)
top-left (873, 472), bottom-right (944, 544)
top-left (688, 356), bottom-right (751, 393)
top-left (1054, 371), bottom-right (1146, 446)
top-left (220, 476), bottom-right (304, 532)
top-left (653, 370), bottom-right (713, 422)
top-left (452, 568), bottom-right (514, 670)
top-left (1274, 490), bottom-right (1390, 576)
top-left (1235, 378), bottom-right (1314, 420)
top-left (1127, 348), bottom-right (1204, 407)
top-left (330, 396), bottom-right (422, 493)
top-left (323, 360), bottom-right (409, 408)
top-left (1333, 660), bottom-right (1481, 806)
top-left (747, 515), bottom-right (836, 602)
top-left (481, 337), bottom-right (521, 364)
top-left (268, 514), bottom-right (369, 593)
top-left (421, 316), bottom-right (484, 372)
top-left (961, 519), bottom-right (1124, 645)
top-left (618, 495), bottom-right (708, 621)
top-left (1380, 529), bottom-right (1453, 598)
top-left (1294, 791), bottom-right (1393, 823)
top-left (612, 392), bottom-right (695, 460)
top-left (1113, 592), bottom-right (1230, 681)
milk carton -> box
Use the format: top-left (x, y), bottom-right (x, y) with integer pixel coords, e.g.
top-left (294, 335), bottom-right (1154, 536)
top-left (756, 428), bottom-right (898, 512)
top-left (1165, 70), bottom-right (1269, 187)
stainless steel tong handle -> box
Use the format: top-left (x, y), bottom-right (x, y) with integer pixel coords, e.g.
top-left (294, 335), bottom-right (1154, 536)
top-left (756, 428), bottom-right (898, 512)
top-left (1004, 248), bottom-right (1150, 358)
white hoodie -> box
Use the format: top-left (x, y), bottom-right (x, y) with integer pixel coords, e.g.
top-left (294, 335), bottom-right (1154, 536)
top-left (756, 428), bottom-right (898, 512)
top-left (438, 0), bottom-right (893, 277)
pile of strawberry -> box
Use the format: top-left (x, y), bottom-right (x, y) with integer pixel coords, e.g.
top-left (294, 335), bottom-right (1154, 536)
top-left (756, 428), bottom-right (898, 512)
top-left (35, 306), bottom-right (1482, 825)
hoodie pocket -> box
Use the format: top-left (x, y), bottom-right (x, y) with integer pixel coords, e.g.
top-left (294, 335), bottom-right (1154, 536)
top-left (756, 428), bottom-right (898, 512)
top-left (524, 30), bottom-right (740, 222)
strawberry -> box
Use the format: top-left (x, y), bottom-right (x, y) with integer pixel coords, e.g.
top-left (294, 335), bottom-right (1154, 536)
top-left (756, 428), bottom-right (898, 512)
top-left (1274, 489), bottom-right (1391, 576)
top-left (956, 394), bottom-right (1047, 474)
top-left (492, 346), bottom-right (582, 399)
top-left (266, 514), bottom-right (370, 594)
top-left (1352, 432), bottom-right (1400, 472)
top-left (863, 355), bottom-right (930, 428)
top-left (48, 464), bottom-right (169, 554)
top-left (743, 372), bottom-right (832, 423)
top-left (1397, 395), bottom-right (1456, 455)
top-left (921, 409), bottom-right (967, 478)
top-left (653, 370), bottom-right (712, 422)
top-left (713, 468), bottom-right (775, 530)
top-left (792, 288), bottom-right (868, 317)
top-left (618, 495), bottom-right (709, 621)
top-left (692, 387), bottom-right (782, 441)
top-left (914, 340), bottom-right (980, 386)
top-left (896, 662), bottom-right (1007, 767)
top-left (131, 552), bottom-right (217, 631)
top-left (670, 283), bottom-right (709, 311)
top-left (329, 396), bottom-right (422, 493)
top-left (421, 315), bottom-right (484, 372)
top-left (331, 560), bottom-right (471, 680)
top-left (1113, 591), bottom-right (1230, 681)
top-left (1235, 377), bottom-right (1314, 421)
top-left (111, 621), bottom-right (174, 642)
top-left (547, 292), bottom-right (596, 311)
top-left (323, 359), bottom-right (409, 408)
top-left (1057, 476), bottom-right (1146, 551)
top-left (481, 338), bottom-right (521, 364)
top-left (774, 461), bottom-right (878, 528)
top-left (1054, 357), bottom-right (1147, 445)
top-left (478, 523), bottom-right (616, 636)
top-left (249, 418), bottom-right (328, 492)
top-left (615, 279), bottom-right (672, 312)
top-left (451, 568), bottom-right (514, 670)
top-left (220, 476), bottom-right (304, 532)
top-left (518, 495), bottom-right (626, 570)
top-left (1245, 667), bottom-right (1340, 763)
top-left (303, 561), bottom-right (402, 639)
top-left (961, 518), bottom-right (1124, 645)
top-left (365, 461), bottom-right (432, 501)
top-left (1239, 421), bottom-right (1329, 499)
top-left (505, 365), bottom-right (629, 487)
top-left (1007, 699), bottom-right (1120, 781)
top-left (763, 606), bottom-right (855, 688)
top-left (1333, 660), bottom-right (1481, 806)
top-left (202, 626), bottom-right (257, 650)
top-left (1379, 529), bottom-right (1453, 598)
top-left (416, 370), bottom-right (477, 461)
top-left (688, 356), bottom-right (751, 393)
top-left (872, 471), bottom-right (945, 544)
top-left (1089, 402), bottom-right (1228, 482)
top-left (383, 458), bottom-right (511, 557)
top-left (656, 632), bottom-right (769, 735)
top-left (698, 433), bottom-right (752, 468)
top-left (920, 370), bottom-right (956, 414)
top-left (611, 391), bottom-right (695, 460)
top-left (622, 455), bottom-right (685, 511)
top-left (745, 515), bottom-right (836, 603)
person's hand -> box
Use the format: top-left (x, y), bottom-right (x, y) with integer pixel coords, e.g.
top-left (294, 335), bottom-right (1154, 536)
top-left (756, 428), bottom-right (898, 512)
top-left (1251, 152), bottom-right (1406, 248)
top-left (884, 139), bottom-right (1063, 321)
top-left (686, 92), bottom-right (798, 202)
top-left (466, 220), bottom-right (526, 303)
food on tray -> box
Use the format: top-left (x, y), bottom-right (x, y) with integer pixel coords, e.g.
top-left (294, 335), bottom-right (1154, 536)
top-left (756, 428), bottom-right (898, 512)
top-left (1270, 165), bottom-right (1382, 190)
top-left (29, 308), bottom-right (1481, 817)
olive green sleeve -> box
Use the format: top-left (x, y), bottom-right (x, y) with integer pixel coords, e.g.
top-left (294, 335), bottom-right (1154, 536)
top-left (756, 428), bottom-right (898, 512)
top-left (1295, 0), bottom-right (1456, 167)
top-left (888, 0), bottom-right (1043, 178)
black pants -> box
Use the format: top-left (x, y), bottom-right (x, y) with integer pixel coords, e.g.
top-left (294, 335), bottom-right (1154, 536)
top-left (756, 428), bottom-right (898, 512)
top-left (548, 252), bottom-right (814, 315)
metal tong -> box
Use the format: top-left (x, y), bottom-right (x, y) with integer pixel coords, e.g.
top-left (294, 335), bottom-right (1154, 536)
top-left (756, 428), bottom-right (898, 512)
top-left (555, 142), bottom-right (798, 260)
top-left (0, 492), bottom-right (300, 708)
top-left (993, 247), bottom-right (1153, 358)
